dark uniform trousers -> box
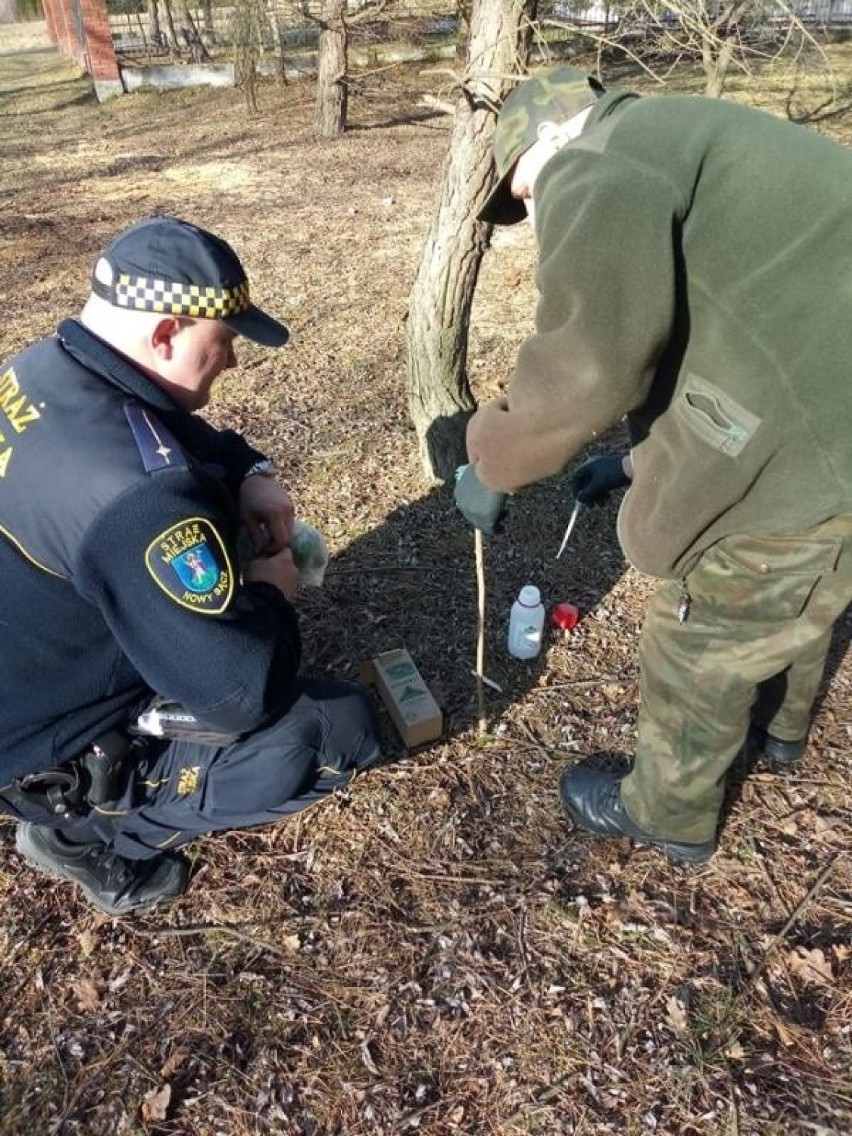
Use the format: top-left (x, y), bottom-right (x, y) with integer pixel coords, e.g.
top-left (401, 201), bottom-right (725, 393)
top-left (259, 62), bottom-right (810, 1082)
top-left (621, 513), bottom-right (852, 845)
top-left (55, 678), bottom-right (382, 861)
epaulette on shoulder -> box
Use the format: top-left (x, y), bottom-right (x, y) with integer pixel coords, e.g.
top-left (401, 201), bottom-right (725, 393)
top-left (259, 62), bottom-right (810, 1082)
top-left (124, 403), bottom-right (188, 474)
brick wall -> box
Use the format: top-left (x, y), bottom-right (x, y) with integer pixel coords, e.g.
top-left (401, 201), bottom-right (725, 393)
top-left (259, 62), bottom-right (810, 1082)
top-left (41, 0), bottom-right (120, 84)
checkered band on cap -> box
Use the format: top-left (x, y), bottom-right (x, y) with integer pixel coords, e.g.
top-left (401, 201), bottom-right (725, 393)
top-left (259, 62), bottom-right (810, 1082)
top-left (113, 274), bottom-right (252, 319)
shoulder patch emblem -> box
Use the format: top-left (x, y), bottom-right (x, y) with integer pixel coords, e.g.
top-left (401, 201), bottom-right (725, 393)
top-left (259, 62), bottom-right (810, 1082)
top-left (146, 517), bottom-right (234, 614)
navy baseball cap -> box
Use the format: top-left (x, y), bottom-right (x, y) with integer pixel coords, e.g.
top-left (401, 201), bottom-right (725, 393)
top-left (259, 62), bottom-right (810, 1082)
top-left (91, 216), bottom-right (289, 347)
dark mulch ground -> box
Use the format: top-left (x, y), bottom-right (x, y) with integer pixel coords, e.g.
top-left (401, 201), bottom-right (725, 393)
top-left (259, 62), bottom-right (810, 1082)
top-left (0, 23), bottom-right (850, 1136)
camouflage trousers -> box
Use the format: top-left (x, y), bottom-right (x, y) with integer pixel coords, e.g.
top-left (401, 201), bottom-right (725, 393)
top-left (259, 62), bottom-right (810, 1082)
top-left (620, 514), bottom-right (852, 844)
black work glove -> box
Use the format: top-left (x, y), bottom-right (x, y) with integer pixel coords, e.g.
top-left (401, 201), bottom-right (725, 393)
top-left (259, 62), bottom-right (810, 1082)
top-left (572, 455), bottom-right (630, 506)
top-left (454, 464), bottom-right (508, 536)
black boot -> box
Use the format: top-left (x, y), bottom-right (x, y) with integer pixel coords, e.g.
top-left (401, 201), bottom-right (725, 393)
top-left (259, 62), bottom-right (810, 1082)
top-left (748, 726), bottom-right (807, 773)
top-left (559, 764), bottom-right (715, 865)
top-left (16, 824), bottom-right (189, 915)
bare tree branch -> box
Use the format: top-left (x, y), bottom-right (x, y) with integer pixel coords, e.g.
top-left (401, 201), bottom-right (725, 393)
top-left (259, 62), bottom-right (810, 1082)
top-left (545, 0), bottom-right (834, 98)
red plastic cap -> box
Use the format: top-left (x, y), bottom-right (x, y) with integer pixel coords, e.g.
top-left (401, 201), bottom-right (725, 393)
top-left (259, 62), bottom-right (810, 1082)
top-left (551, 602), bottom-right (580, 631)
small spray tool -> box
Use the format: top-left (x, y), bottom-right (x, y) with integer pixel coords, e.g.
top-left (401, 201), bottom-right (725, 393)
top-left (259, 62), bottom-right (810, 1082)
top-left (556, 499), bottom-right (583, 560)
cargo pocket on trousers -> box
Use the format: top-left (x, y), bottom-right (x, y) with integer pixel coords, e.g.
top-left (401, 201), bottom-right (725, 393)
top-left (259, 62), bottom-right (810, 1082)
top-left (696, 533), bottom-right (842, 622)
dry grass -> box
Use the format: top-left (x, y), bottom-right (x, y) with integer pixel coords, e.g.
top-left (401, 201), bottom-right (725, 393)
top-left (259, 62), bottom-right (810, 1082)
top-left (1, 22), bottom-right (851, 1136)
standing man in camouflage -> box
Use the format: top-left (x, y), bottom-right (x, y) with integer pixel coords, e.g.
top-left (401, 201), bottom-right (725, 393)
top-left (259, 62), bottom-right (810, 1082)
top-left (454, 66), bottom-right (852, 863)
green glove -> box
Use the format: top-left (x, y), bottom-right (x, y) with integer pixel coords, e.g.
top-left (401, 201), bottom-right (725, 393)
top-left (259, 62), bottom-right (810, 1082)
top-left (454, 464), bottom-right (508, 536)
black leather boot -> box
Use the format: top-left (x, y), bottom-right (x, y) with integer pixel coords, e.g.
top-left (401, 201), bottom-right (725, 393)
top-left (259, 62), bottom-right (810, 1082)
top-left (749, 726), bottom-right (807, 773)
top-left (16, 824), bottom-right (189, 915)
top-left (559, 764), bottom-right (715, 865)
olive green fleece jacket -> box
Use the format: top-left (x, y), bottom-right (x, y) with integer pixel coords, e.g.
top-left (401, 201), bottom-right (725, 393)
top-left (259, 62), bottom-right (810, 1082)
top-left (467, 91), bottom-right (852, 578)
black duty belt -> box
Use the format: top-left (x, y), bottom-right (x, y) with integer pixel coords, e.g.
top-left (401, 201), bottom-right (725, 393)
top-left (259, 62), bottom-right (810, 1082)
top-left (5, 766), bottom-right (83, 818)
top-left (0, 730), bottom-right (133, 823)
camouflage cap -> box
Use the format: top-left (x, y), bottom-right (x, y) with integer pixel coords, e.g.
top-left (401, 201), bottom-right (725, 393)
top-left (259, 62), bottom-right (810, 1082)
top-left (478, 66), bottom-right (605, 226)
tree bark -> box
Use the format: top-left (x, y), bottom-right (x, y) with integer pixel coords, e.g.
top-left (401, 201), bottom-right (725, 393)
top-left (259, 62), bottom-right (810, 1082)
top-left (405, 0), bottom-right (537, 480)
top-left (147, 0), bottom-right (163, 49)
top-left (177, 1), bottom-right (211, 62)
top-left (314, 0), bottom-right (348, 138)
top-left (201, 0), bottom-right (216, 45)
top-left (158, 0), bottom-right (182, 57)
top-left (702, 36), bottom-right (733, 97)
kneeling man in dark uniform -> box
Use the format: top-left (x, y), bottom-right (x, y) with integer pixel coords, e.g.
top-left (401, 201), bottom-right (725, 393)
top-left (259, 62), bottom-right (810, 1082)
top-left (0, 216), bottom-right (381, 915)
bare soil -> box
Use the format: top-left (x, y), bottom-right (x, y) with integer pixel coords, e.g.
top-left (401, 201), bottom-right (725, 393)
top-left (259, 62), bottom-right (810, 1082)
top-left (1, 23), bottom-right (851, 1136)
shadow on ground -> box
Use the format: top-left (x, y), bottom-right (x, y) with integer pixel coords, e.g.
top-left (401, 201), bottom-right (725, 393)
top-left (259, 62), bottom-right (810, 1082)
top-left (296, 455), bottom-right (629, 763)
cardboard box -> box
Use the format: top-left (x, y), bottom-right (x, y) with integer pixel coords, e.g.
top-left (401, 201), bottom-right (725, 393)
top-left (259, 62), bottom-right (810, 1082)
top-left (363, 648), bottom-right (443, 748)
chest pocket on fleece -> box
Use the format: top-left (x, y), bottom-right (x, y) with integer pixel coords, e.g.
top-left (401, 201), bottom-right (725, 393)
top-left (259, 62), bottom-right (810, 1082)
top-left (677, 374), bottom-right (761, 457)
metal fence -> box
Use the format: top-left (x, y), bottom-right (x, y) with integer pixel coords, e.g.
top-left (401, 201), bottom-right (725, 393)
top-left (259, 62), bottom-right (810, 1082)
top-left (547, 0), bottom-right (852, 24)
top-left (106, 0), bottom-right (852, 62)
top-left (108, 0), bottom-right (460, 59)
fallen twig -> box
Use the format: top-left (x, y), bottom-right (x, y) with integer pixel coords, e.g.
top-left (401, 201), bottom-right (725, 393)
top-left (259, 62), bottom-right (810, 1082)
top-left (747, 853), bottom-right (843, 981)
top-left (129, 920), bottom-right (297, 959)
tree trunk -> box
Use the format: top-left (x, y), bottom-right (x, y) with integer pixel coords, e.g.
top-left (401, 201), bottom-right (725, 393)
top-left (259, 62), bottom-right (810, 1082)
top-left (178, 1), bottom-right (211, 62)
top-left (158, 0), bottom-right (182, 57)
top-left (266, 8), bottom-right (288, 80)
top-left (702, 37), bottom-right (733, 97)
top-left (147, 0), bottom-right (162, 49)
top-left (314, 0), bottom-right (348, 138)
top-left (201, 0), bottom-right (216, 44)
top-left (233, 0), bottom-right (260, 115)
top-left (455, 0), bottom-right (472, 58)
top-left (405, 0), bottom-right (537, 480)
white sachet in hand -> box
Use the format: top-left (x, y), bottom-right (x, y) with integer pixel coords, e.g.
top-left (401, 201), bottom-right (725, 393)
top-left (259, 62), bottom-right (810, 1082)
top-left (289, 520), bottom-right (329, 587)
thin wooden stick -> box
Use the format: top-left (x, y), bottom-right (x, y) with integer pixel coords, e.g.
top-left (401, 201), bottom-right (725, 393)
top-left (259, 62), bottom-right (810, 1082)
top-left (130, 921), bottom-right (296, 958)
top-left (747, 853), bottom-right (842, 981)
top-left (474, 528), bottom-right (487, 735)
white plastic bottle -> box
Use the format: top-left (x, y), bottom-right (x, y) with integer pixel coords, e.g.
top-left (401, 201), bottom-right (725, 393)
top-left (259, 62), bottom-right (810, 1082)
top-left (508, 584), bottom-right (546, 660)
